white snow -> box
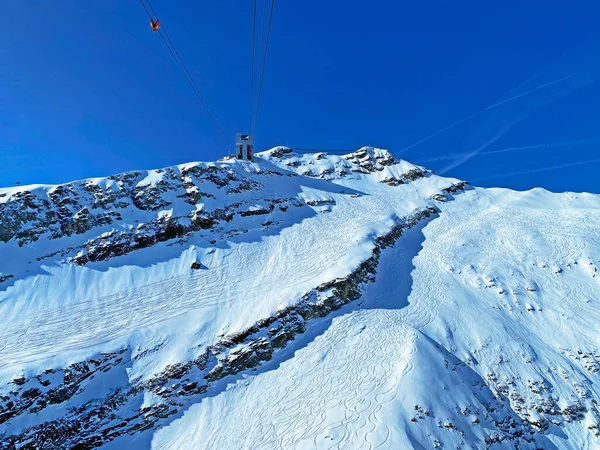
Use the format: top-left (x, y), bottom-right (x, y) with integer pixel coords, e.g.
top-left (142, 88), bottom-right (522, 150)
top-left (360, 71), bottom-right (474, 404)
top-left (0, 149), bottom-right (458, 386)
top-left (3, 148), bottom-right (600, 449)
top-left (152, 187), bottom-right (600, 450)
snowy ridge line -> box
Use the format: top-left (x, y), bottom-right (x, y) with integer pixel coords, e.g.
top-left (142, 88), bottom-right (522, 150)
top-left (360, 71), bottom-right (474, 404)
top-left (259, 146), bottom-right (429, 183)
top-left (0, 194), bottom-right (460, 449)
top-left (0, 160), bottom-right (277, 196)
top-left (0, 147), bottom-right (430, 294)
top-left (0, 160), bottom-right (286, 247)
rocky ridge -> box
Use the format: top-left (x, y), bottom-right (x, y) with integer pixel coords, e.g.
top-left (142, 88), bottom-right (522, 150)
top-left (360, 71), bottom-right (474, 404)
top-left (0, 203), bottom-right (453, 449)
top-left (4, 148), bottom-right (588, 449)
top-left (0, 148), bottom-right (472, 448)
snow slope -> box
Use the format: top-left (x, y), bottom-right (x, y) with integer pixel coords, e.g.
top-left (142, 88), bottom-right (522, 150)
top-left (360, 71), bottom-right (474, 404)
top-left (0, 150), bottom-right (448, 382)
top-left (153, 187), bottom-right (600, 450)
top-left (2, 146), bottom-right (599, 449)
top-left (0, 147), bottom-right (466, 448)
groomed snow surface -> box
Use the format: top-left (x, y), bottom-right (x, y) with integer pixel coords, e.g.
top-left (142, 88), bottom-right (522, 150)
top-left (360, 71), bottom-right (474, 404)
top-left (1, 148), bottom-right (600, 449)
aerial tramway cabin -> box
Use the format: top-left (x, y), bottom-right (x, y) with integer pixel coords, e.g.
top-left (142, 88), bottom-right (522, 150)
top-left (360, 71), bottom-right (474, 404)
top-left (236, 133), bottom-right (254, 161)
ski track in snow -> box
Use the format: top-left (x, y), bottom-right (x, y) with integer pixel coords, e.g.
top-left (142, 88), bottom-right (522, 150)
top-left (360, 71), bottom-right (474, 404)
top-left (154, 313), bottom-right (418, 450)
top-left (5, 147), bottom-right (600, 449)
top-left (151, 222), bottom-right (435, 450)
top-left (0, 158), bottom-right (456, 382)
top-left (0, 240), bottom-right (342, 369)
top-left (152, 188), bottom-right (600, 450)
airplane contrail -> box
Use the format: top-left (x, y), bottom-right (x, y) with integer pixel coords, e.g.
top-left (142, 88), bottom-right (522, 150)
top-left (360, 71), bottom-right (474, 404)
top-left (472, 158), bottom-right (600, 183)
top-left (396, 74), bottom-right (575, 155)
top-left (433, 73), bottom-right (592, 174)
top-left (417, 137), bottom-right (600, 163)
top-left (437, 126), bottom-right (512, 175)
top-left (503, 66), bottom-right (548, 98)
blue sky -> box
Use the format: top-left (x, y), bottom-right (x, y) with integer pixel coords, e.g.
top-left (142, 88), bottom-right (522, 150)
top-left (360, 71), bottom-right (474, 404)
top-left (1, 0), bottom-right (599, 192)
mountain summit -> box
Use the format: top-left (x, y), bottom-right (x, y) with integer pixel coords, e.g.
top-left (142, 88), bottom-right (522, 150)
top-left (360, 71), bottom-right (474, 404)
top-left (1, 148), bottom-right (599, 449)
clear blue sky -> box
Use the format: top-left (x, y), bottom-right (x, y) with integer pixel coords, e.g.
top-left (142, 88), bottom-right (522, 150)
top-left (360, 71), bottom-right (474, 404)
top-left (1, 0), bottom-right (599, 192)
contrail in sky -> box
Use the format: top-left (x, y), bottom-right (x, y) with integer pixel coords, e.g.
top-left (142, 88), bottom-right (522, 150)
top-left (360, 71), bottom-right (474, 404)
top-left (472, 158), bottom-right (600, 183)
top-left (396, 75), bottom-right (574, 155)
top-left (434, 73), bottom-right (592, 174)
top-left (437, 126), bottom-right (513, 175)
top-left (417, 137), bottom-right (600, 163)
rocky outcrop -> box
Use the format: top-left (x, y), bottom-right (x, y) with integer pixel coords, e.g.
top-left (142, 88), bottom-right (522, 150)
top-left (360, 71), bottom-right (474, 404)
top-left (0, 351), bottom-right (127, 427)
top-left (443, 181), bottom-right (470, 194)
top-left (0, 201), bottom-right (449, 450)
top-left (431, 193), bottom-right (449, 202)
top-left (67, 197), bottom-right (306, 265)
top-left (267, 147), bottom-right (293, 158)
top-left (1, 161), bottom-right (335, 267)
top-left (261, 146), bottom-right (429, 181)
top-left (381, 168), bottom-right (427, 187)
top-left (0, 164), bottom-right (271, 247)
top-left (432, 182), bottom-right (472, 202)
top-left (343, 147), bottom-right (398, 172)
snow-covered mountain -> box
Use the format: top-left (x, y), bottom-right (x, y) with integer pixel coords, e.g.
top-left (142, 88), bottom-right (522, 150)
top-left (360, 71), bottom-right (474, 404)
top-left (0, 147), bottom-right (599, 449)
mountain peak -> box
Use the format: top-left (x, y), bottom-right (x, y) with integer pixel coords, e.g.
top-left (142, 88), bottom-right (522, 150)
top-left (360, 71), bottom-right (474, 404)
top-left (260, 146), bottom-right (427, 182)
top-left (8, 146), bottom-right (599, 449)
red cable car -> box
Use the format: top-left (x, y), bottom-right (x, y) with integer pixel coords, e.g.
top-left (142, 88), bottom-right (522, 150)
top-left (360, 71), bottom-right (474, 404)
top-left (150, 19), bottom-right (161, 33)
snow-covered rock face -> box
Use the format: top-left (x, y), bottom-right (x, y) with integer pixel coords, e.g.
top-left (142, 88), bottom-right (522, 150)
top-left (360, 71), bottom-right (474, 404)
top-left (0, 161), bottom-right (292, 263)
top-left (259, 146), bottom-right (428, 184)
top-left (2, 147), bottom-right (600, 449)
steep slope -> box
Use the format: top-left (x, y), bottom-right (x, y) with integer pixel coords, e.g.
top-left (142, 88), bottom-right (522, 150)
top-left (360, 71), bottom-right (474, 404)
top-left (0, 148), bottom-right (467, 448)
top-left (153, 187), bottom-right (600, 450)
top-left (5, 146), bottom-right (597, 449)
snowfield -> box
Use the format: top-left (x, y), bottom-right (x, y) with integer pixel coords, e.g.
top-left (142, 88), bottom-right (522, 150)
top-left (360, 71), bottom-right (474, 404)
top-left (1, 147), bottom-right (600, 449)
top-left (0, 150), bottom-right (451, 384)
top-left (152, 187), bottom-right (600, 449)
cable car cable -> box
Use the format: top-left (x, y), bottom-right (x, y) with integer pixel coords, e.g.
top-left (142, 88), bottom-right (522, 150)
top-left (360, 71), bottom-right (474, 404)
top-left (250, 0), bottom-right (258, 133)
top-left (138, 0), bottom-right (229, 145)
top-left (252, 0), bottom-right (275, 136)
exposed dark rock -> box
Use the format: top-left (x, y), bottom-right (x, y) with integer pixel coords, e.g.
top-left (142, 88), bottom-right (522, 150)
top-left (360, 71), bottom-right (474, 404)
top-left (12, 377), bottom-right (26, 386)
top-left (0, 351), bottom-right (126, 432)
top-left (403, 168), bottom-right (425, 181)
top-left (227, 180), bottom-right (262, 194)
top-left (0, 162), bottom-right (273, 248)
top-left (443, 181), bottom-right (470, 194)
top-left (305, 199), bottom-right (336, 207)
top-left (432, 193), bottom-right (448, 203)
top-left (269, 147), bottom-right (293, 158)
top-left (0, 195), bottom-right (457, 449)
top-left (21, 388), bottom-right (41, 400)
top-left (381, 176), bottom-right (405, 186)
top-left (239, 207), bottom-right (270, 217)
